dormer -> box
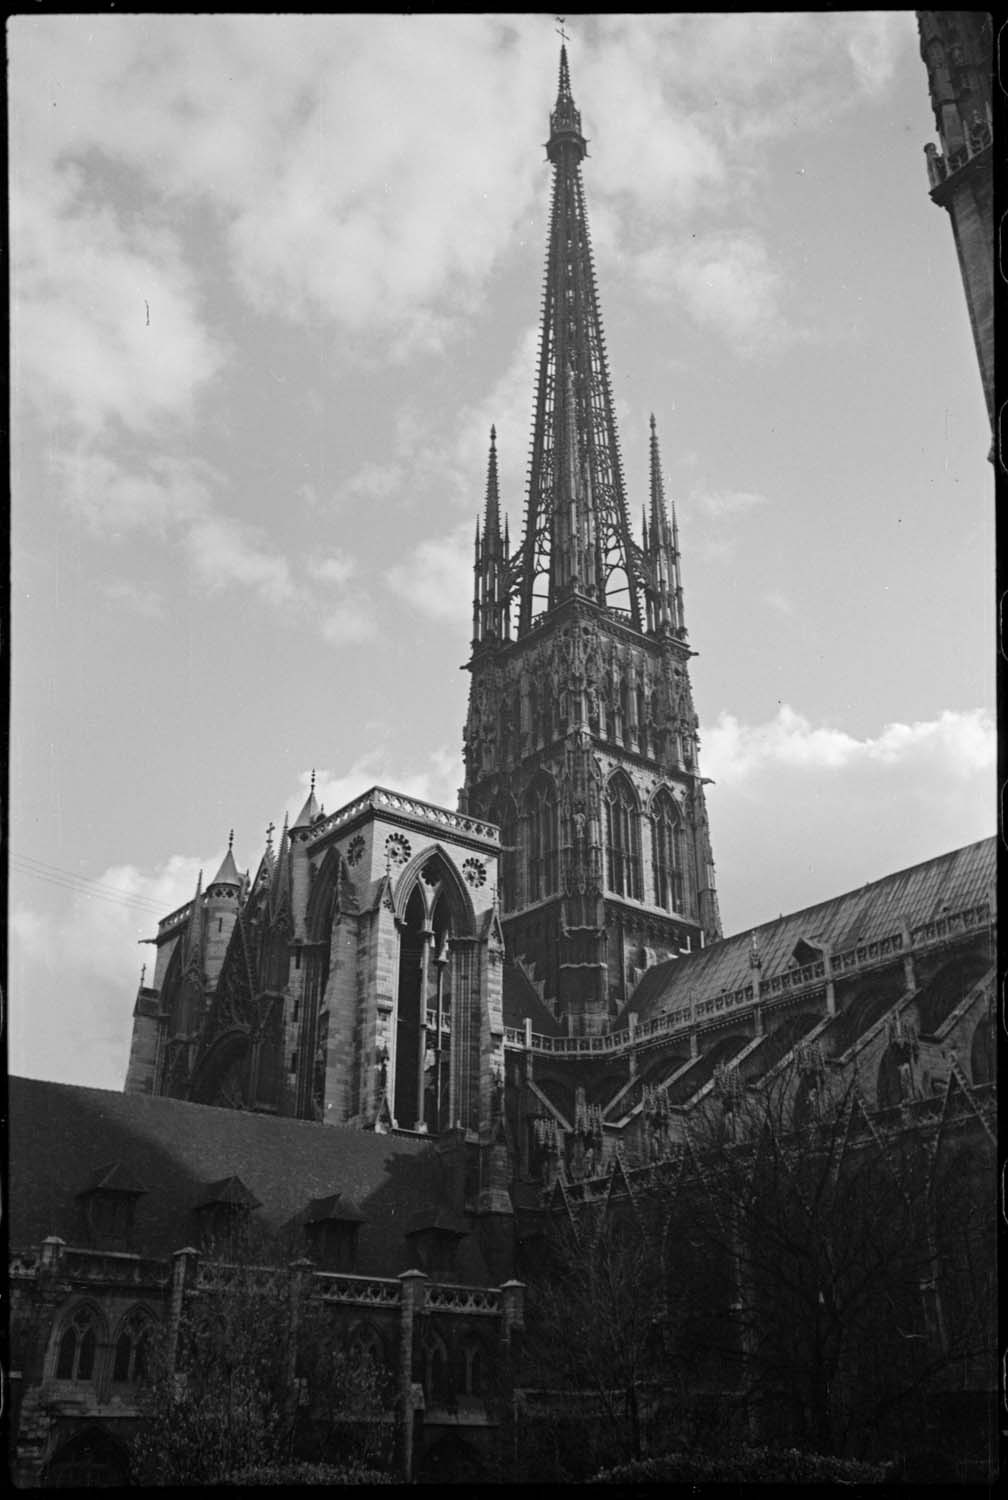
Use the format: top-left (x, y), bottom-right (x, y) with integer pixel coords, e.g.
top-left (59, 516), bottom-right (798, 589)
top-left (791, 937), bottom-right (824, 968)
top-left (302, 1193), bottom-right (366, 1271)
top-left (76, 1162), bottom-right (148, 1251)
top-left (405, 1207), bottom-right (469, 1278)
top-left (194, 1175), bottom-right (261, 1253)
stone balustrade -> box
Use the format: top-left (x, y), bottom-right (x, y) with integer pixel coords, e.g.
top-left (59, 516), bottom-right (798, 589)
top-left (425, 1283), bottom-right (501, 1315)
top-left (503, 901), bottom-right (992, 1058)
top-left (307, 786), bottom-right (500, 847)
top-left (311, 1271), bottom-right (402, 1308)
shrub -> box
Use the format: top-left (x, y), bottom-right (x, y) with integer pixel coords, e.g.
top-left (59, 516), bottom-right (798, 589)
top-left (221, 1460), bottom-right (392, 1484)
top-left (590, 1445), bottom-right (892, 1484)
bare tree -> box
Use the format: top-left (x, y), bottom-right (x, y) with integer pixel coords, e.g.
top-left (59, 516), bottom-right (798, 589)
top-left (664, 1062), bottom-right (995, 1466)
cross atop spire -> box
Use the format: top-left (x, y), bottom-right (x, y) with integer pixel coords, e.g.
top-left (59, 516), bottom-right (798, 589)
top-left (548, 42), bottom-right (586, 164)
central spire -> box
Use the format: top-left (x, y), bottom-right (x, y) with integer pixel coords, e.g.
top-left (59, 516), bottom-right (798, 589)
top-left (518, 45), bottom-right (643, 634)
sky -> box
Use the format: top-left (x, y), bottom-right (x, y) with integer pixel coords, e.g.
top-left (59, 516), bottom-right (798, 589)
top-left (9, 13), bottom-right (994, 1092)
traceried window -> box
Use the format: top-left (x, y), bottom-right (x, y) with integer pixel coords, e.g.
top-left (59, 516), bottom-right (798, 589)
top-left (605, 773), bottom-right (641, 899)
top-left (55, 1306), bottom-right (100, 1382)
top-left (112, 1309), bottom-right (152, 1383)
top-left (651, 788), bottom-right (686, 912)
top-left (525, 776), bottom-right (558, 903)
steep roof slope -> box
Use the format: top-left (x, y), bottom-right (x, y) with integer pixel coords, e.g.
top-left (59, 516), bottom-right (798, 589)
top-left (624, 837), bottom-right (994, 1026)
top-left (9, 1078), bottom-right (493, 1283)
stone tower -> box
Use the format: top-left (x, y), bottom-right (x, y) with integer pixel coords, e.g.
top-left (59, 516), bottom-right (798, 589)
top-left (461, 47), bottom-right (721, 1036)
top-left (917, 12), bottom-right (994, 440)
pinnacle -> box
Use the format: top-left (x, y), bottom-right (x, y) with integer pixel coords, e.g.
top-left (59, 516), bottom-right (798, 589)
top-left (210, 836), bottom-right (242, 890)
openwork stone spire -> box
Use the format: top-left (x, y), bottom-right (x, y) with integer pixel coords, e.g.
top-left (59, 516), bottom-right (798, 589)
top-left (517, 45), bottom-right (643, 634)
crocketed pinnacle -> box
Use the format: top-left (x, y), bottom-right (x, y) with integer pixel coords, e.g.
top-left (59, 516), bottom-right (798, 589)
top-left (484, 424), bottom-right (501, 538)
top-left (292, 770), bottom-right (320, 830)
top-left (645, 414), bottom-right (686, 636)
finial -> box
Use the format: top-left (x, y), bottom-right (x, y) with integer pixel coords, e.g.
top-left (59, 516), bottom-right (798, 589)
top-left (310, 768), bottom-right (316, 795)
top-left (228, 828), bottom-right (234, 852)
top-left (266, 819), bottom-right (275, 849)
top-left (490, 423), bottom-right (497, 444)
top-left (556, 15), bottom-right (569, 45)
top-left (649, 412), bottom-right (656, 434)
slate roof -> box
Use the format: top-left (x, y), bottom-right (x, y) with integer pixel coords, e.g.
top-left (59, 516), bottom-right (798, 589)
top-left (624, 837), bottom-right (995, 1027)
top-left (8, 1079), bottom-right (494, 1284)
top-left (502, 960), bottom-right (564, 1036)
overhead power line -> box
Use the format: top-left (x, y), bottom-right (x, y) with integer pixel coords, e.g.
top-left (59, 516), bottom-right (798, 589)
top-left (9, 852), bottom-right (174, 917)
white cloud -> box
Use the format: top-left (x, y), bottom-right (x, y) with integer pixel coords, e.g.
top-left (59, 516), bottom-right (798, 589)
top-left (703, 705), bottom-right (997, 783)
top-left (12, 187), bottom-right (224, 438)
top-left (185, 514), bottom-right (295, 607)
top-left (100, 579), bottom-right (166, 619)
top-left (55, 449), bottom-right (213, 536)
top-left (10, 853), bottom-right (206, 1091)
top-left (385, 524), bottom-right (473, 624)
top-left (319, 599), bottom-right (377, 646)
top-left (309, 552), bottom-right (357, 587)
top-left (638, 233), bottom-right (790, 354)
top-left (762, 590), bottom-right (794, 617)
top-left (691, 487), bottom-right (769, 520)
top-left (337, 462), bottom-right (405, 507)
top-left (297, 747), bottom-right (462, 826)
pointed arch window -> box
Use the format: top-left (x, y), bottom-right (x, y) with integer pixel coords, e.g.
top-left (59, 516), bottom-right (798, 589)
top-left (55, 1306), bottom-right (100, 1382)
top-left (605, 774), bottom-right (641, 899)
top-left (526, 777), bottom-right (558, 903)
top-left (652, 789), bottom-right (687, 913)
top-left (112, 1309), bottom-right (152, 1384)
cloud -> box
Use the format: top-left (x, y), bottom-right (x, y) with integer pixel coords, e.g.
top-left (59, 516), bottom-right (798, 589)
top-left (762, 590), bottom-right (794, 617)
top-left (294, 748), bottom-right (462, 826)
top-left (185, 514), bottom-right (295, 607)
top-left (638, 233), bottom-right (790, 353)
top-left (690, 487), bottom-right (769, 520)
top-left (319, 599), bottom-right (377, 646)
top-left (54, 449), bottom-right (212, 537)
top-left (12, 186), bottom-right (224, 438)
top-left (703, 705), bottom-right (997, 783)
top-left (100, 579), bottom-right (166, 619)
top-left (308, 552), bottom-right (357, 587)
top-left (384, 524), bottom-right (474, 624)
top-left (10, 853), bottom-right (206, 1090)
top-left (337, 462), bottom-right (405, 507)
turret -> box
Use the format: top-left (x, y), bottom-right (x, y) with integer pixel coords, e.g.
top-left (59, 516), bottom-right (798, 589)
top-left (205, 832), bottom-right (241, 982)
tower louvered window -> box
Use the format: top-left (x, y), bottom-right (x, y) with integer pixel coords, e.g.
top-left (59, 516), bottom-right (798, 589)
top-left (605, 775), bottom-right (641, 899)
top-left (652, 789), bottom-right (686, 912)
top-left (526, 779), bottom-right (558, 902)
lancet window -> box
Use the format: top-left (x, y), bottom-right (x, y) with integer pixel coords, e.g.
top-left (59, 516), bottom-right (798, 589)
top-left (526, 776), bottom-right (559, 903)
top-left (605, 773), bottom-right (641, 899)
top-left (55, 1306), bottom-right (101, 1382)
top-left (112, 1309), bottom-right (152, 1384)
top-left (652, 789), bottom-right (686, 913)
